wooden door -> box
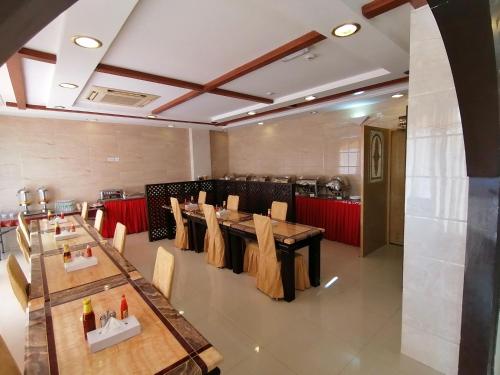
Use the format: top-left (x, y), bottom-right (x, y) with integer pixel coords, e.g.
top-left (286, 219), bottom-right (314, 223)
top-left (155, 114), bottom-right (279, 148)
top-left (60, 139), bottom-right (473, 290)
top-left (388, 129), bottom-right (406, 245)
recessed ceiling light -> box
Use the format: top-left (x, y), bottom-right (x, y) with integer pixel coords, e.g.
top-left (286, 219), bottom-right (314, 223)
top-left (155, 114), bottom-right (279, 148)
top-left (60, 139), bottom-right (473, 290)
top-left (59, 82), bottom-right (78, 89)
top-left (310, 111), bottom-right (318, 114)
top-left (305, 95), bottom-right (316, 101)
top-left (332, 23), bottom-right (361, 38)
top-left (266, 92), bottom-right (275, 96)
top-left (168, 125), bottom-right (175, 128)
top-left (72, 35), bottom-right (102, 49)
top-left (392, 93), bottom-right (404, 98)
top-left (247, 111), bottom-right (256, 115)
top-left (257, 122), bottom-right (264, 126)
top-left (147, 114), bottom-right (157, 119)
top-left (54, 105), bottom-right (65, 109)
top-left (353, 91), bottom-right (365, 96)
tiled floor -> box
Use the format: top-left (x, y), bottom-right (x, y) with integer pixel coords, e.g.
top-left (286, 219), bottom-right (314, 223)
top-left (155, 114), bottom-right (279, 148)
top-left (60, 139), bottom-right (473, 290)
top-left (0, 230), bottom-right (442, 375)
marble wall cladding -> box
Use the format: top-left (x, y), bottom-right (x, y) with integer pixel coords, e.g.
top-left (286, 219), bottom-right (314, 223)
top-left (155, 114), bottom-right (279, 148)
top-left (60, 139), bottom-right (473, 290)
top-left (0, 116), bottom-right (191, 211)
top-left (401, 6), bottom-right (468, 375)
top-left (209, 130), bottom-right (229, 178)
top-left (226, 100), bottom-right (407, 196)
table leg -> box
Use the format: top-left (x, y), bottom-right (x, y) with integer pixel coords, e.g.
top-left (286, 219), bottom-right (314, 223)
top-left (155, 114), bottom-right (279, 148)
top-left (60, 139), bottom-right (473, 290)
top-left (230, 234), bottom-right (243, 274)
top-left (187, 218), bottom-right (195, 251)
top-left (0, 228), bottom-right (4, 260)
top-left (222, 226), bottom-right (232, 269)
top-left (309, 236), bottom-right (321, 287)
top-left (281, 250), bottom-right (295, 302)
top-left (195, 223), bottom-right (206, 253)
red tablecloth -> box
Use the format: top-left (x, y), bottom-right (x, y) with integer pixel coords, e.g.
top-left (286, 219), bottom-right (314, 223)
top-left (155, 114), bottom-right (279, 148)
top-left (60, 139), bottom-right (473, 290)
top-left (101, 198), bottom-right (149, 238)
top-left (295, 196), bottom-right (361, 246)
top-left (0, 219), bottom-right (18, 228)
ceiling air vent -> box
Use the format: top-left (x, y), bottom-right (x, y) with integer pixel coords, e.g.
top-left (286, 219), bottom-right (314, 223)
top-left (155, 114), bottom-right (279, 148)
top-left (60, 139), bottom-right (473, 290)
top-left (86, 86), bottom-right (160, 107)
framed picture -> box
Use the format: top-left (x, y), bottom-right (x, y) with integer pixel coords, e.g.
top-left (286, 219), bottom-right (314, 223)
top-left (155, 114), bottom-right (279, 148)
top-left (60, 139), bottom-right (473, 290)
top-left (369, 130), bottom-right (384, 183)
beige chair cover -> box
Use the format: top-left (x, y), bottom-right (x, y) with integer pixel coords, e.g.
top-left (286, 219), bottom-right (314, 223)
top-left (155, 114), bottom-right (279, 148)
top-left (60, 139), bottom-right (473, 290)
top-left (94, 209), bottom-right (104, 233)
top-left (152, 246), bottom-right (175, 300)
top-left (112, 222), bottom-right (127, 255)
top-left (170, 197), bottom-right (189, 250)
top-left (243, 241), bottom-right (259, 276)
top-left (16, 227), bottom-right (30, 264)
top-left (17, 212), bottom-right (30, 246)
top-left (7, 255), bottom-right (29, 310)
top-left (81, 201), bottom-right (88, 221)
top-left (198, 191), bottom-right (207, 205)
top-left (294, 253), bottom-right (311, 290)
top-left (0, 335), bottom-right (21, 375)
top-left (271, 201), bottom-right (288, 221)
top-left (227, 195), bottom-right (239, 211)
top-left (254, 214), bottom-right (283, 298)
top-left (203, 204), bottom-right (225, 268)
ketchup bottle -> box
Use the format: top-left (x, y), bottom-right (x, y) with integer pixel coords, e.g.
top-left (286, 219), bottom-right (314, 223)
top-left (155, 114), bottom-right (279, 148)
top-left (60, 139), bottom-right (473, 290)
top-left (120, 294), bottom-right (128, 319)
top-left (267, 209), bottom-right (272, 218)
top-left (86, 244), bottom-right (92, 257)
top-left (82, 298), bottom-right (96, 340)
top-left (55, 222), bottom-right (61, 235)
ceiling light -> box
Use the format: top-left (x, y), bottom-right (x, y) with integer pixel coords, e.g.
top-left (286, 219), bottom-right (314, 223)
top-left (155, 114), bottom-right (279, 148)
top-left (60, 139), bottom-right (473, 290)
top-left (147, 114), bottom-right (157, 119)
top-left (54, 106), bottom-right (65, 109)
top-left (392, 93), bottom-right (404, 98)
top-left (310, 111), bottom-right (318, 115)
top-left (257, 122), bottom-right (264, 126)
top-left (305, 95), bottom-right (316, 101)
top-left (266, 92), bottom-right (275, 96)
top-left (59, 82), bottom-right (78, 89)
top-left (168, 125), bottom-right (175, 128)
top-left (353, 91), bottom-right (364, 96)
top-left (332, 23), bottom-right (361, 38)
top-left (247, 111), bottom-right (256, 115)
top-left (72, 35), bottom-right (102, 49)
top-left (179, 310), bottom-right (184, 315)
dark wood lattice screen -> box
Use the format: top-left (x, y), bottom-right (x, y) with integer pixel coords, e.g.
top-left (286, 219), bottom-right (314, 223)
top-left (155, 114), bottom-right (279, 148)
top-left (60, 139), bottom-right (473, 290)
top-left (146, 180), bottom-right (295, 242)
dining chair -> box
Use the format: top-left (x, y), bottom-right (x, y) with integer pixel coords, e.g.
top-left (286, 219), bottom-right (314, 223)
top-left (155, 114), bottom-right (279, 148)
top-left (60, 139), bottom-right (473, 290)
top-left (253, 214), bottom-right (310, 299)
top-left (0, 335), bottom-right (21, 375)
top-left (81, 201), bottom-right (88, 221)
top-left (17, 212), bottom-right (30, 246)
top-left (203, 204), bottom-right (225, 268)
top-left (271, 201), bottom-right (288, 221)
top-left (112, 222), bottom-right (127, 255)
top-left (170, 197), bottom-right (189, 250)
top-left (94, 209), bottom-right (104, 234)
top-left (152, 246), bottom-right (175, 300)
top-left (7, 255), bottom-right (30, 310)
top-left (16, 227), bottom-right (30, 264)
top-left (227, 195), bottom-right (239, 211)
top-left (198, 191), bottom-right (207, 205)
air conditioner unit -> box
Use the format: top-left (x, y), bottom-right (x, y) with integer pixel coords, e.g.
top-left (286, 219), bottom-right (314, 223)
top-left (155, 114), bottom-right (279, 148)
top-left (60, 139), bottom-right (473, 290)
top-left (86, 86), bottom-right (160, 107)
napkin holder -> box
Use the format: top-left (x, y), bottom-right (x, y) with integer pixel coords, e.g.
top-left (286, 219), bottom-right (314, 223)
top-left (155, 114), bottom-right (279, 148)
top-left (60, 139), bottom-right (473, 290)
top-left (50, 217), bottom-right (68, 225)
top-left (216, 209), bottom-right (229, 218)
top-left (87, 316), bottom-right (141, 353)
top-left (55, 231), bottom-right (79, 241)
top-left (64, 256), bottom-right (98, 272)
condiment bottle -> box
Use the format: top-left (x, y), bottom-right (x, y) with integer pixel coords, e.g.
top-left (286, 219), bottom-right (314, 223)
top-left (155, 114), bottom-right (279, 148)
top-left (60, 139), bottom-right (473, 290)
top-left (190, 195), bottom-right (194, 204)
top-left (82, 298), bottom-right (96, 340)
top-left (120, 294), bottom-right (128, 319)
top-left (86, 244), bottom-right (92, 257)
top-left (267, 209), bottom-right (272, 218)
top-left (47, 210), bottom-right (52, 220)
top-left (70, 223), bottom-right (76, 232)
top-left (55, 222), bottom-right (61, 235)
top-left (60, 212), bottom-right (65, 219)
top-left (63, 244), bottom-right (72, 263)
top-left (222, 201), bottom-right (226, 210)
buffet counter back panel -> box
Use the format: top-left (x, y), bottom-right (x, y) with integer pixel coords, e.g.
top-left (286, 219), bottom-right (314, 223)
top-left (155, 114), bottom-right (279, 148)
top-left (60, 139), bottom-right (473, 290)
top-left (145, 180), bottom-right (295, 242)
top-left (295, 196), bottom-right (361, 247)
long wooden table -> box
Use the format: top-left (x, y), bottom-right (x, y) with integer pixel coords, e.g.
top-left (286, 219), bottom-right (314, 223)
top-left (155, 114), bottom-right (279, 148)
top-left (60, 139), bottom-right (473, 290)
top-left (165, 204), bottom-right (324, 302)
top-left (26, 215), bottom-right (222, 374)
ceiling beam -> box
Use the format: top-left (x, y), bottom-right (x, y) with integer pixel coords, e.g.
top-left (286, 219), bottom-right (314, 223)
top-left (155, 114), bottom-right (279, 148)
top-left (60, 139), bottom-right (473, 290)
top-left (362, 0), bottom-right (427, 19)
top-left (219, 77), bottom-right (409, 126)
top-left (16, 47), bottom-right (272, 105)
top-left (152, 30), bottom-right (326, 115)
top-left (6, 53), bottom-right (27, 109)
top-left (5, 102), bottom-right (215, 126)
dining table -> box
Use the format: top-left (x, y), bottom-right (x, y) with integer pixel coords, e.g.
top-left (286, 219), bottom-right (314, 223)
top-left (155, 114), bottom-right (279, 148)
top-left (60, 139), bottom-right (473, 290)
top-left (26, 214), bottom-right (222, 374)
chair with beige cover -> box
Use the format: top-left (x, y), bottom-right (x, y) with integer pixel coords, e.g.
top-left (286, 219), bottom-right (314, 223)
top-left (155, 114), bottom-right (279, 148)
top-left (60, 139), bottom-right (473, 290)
top-left (112, 222), bottom-right (127, 255)
top-left (227, 195), bottom-right (239, 211)
top-left (203, 204), bottom-right (225, 268)
top-left (94, 209), bottom-right (104, 234)
top-left (253, 214), bottom-right (310, 299)
top-left (0, 335), bottom-right (21, 375)
top-left (16, 227), bottom-right (30, 264)
top-left (198, 191), bottom-right (207, 205)
top-left (171, 197), bottom-right (189, 250)
top-left (152, 246), bottom-right (175, 299)
top-left (17, 212), bottom-right (30, 246)
top-left (7, 255), bottom-right (30, 310)
top-left (81, 201), bottom-right (88, 221)
top-left (271, 201), bottom-right (288, 221)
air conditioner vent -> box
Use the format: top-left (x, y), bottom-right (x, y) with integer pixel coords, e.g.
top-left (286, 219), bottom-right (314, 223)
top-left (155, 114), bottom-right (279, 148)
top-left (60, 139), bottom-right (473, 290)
top-left (86, 86), bottom-right (160, 107)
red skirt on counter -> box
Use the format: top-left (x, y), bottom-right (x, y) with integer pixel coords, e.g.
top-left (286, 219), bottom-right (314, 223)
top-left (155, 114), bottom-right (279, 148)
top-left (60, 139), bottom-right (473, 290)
top-left (295, 196), bottom-right (361, 246)
top-left (101, 198), bottom-right (148, 238)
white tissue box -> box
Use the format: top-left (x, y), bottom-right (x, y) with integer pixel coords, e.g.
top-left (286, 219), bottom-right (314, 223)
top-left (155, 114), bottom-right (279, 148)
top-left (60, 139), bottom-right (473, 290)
top-left (50, 218), bottom-right (68, 225)
top-left (55, 231), bottom-right (79, 241)
top-left (216, 209), bottom-right (228, 218)
top-left (64, 256), bottom-right (98, 272)
top-left (87, 316), bottom-right (141, 353)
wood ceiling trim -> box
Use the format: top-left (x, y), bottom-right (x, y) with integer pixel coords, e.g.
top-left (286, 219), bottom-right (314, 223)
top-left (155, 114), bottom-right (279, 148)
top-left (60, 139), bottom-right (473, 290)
top-left (211, 88), bottom-right (273, 104)
top-left (18, 48), bottom-right (57, 64)
top-left (4, 102), bottom-right (215, 126)
top-left (219, 77), bottom-right (409, 126)
top-left (6, 53), bottom-right (27, 109)
top-left (152, 30), bottom-right (326, 115)
top-left (409, 0), bottom-right (427, 8)
top-left (362, 0), bottom-right (426, 18)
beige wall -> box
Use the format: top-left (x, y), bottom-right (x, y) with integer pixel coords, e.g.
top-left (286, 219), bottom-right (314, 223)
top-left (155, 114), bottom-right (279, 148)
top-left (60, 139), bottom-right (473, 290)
top-left (226, 100), bottom-right (406, 196)
top-left (210, 130), bottom-right (229, 178)
top-left (0, 116), bottom-right (191, 211)
top-left (402, 6), bottom-right (467, 375)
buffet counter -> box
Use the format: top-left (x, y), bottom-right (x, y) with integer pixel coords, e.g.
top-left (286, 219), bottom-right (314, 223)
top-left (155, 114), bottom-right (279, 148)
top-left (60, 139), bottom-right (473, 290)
top-left (295, 195), bottom-right (361, 246)
top-left (101, 197), bottom-right (148, 238)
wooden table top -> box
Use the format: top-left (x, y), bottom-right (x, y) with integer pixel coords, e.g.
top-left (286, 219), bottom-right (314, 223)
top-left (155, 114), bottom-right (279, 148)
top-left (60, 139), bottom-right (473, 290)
top-left (163, 203), bottom-right (252, 225)
top-left (26, 215), bottom-right (222, 375)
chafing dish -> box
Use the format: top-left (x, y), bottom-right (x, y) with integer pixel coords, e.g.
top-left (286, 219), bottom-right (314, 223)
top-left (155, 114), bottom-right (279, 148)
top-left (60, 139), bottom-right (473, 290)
top-left (221, 174), bottom-right (234, 180)
top-left (17, 188), bottom-right (31, 214)
top-left (271, 176), bottom-right (295, 183)
top-left (295, 176), bottom-right (321, 197)
top-left (235, 175), bottom-right (250, 181)
top-left (99, 189), bottom-right (124, 200)
top-left (37, 186), bottom-right (49, 212)
top-left (326, 176), bottom-right (351, 199)
top-left (250, 175), bottom-right (269, 182)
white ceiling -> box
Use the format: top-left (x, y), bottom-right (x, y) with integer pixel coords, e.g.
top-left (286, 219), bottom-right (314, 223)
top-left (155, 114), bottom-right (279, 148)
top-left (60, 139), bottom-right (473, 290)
top-left (0, 0), bottom-right (411, 129)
